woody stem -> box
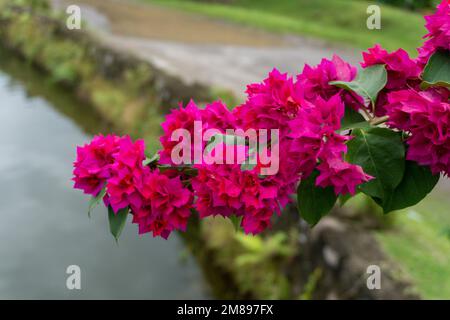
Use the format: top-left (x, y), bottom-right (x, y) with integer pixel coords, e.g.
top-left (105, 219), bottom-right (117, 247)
top-left (370, 115), bottom-right (389, 126)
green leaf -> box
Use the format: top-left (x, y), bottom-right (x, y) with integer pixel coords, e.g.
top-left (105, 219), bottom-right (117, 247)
top-left (380, 161), bottom-right (439, 213)
top-left (297, 170), bottom-right (338, 226)
top-left (421, 50), bottom-right (450, 89)
top-left (330, 64), bottom-right (387, 110)
top-left (341, 121), bottom-right (371, 131)
top-left (346, 127), bottom-right (405, 204)
top-left (88, 184), bottom-right (107, 217)
top-left (229, 215), bottom-right (242, 232)
top-left (340, 107), bottom-right (367, 130)
top-left (108, 206), bottom-right (129, 242)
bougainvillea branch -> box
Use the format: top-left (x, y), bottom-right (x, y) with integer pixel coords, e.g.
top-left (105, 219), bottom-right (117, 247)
top-left (73, 0), bottom-right (450, 240)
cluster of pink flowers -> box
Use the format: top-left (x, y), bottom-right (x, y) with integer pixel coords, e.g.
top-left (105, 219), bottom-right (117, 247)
top-left (156, 66), bottom-right (372, 234)
top-left (386, 88), bottom-right (450, 176)
top-left (131, 168), bottom-right (193, 239)
top-left (289, 95), bottom-right (372, 195)
top-left (297, 54), bottom-right (363, 111)
top-left (417, 0), bottom-right (450, 65)
top-left (73, 134), bottom-right (121, 196)
top-left (361, 45), bottom-right (422, 116)
top-left (73, 135), bottom-right (193, 239)
top-left (354, 0), bottom-right (450, 175)
top-left (73, 1), bottom-right (449, 239)
top-left (378, 0), bottom-right (449, 176)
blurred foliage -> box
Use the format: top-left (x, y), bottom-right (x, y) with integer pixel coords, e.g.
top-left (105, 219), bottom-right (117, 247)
top-left (299, 268), bottom-right (323, 300)
top-left (150, 0), bottom-right (427, 54)
top-left (8, 0), bottom-right (49, 10)
top-left (377, 0), bottom-right (440, 10)
top-left (210, 86), bottom-right (241, 108)
top-left (201, 216), bottom-right (299, 299)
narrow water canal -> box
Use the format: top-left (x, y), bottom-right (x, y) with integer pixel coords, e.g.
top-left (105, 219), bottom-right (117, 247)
top-left (0, 48), bottom-right (209, 299)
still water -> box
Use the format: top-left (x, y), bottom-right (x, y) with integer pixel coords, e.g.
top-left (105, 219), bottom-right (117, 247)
top-left (0, 49), bottom-right (209, 299)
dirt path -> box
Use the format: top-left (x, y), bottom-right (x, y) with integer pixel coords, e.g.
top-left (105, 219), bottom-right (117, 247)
top-left (51, 0), bottom-right (360, 99)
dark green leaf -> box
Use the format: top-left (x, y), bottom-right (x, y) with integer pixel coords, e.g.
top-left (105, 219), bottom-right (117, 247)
top-left (340, 107), bottom-right (367, 130)
top-left (229, 215), bottom-right (242, 232)
top-left (421, 50), bottom-right (450, 89)
top-left (341, 121), bottom-right (371, 131)
top-left (88, 184), bottom-right (107, 217)
top-left (330, 64), bottom-right (387, 110)
top-left (381, 161), bottom-right (439, 213)
top-left (297, 170), bottom-right (338, 226)
top-left (346, 127), bottom-right (405, 203)
top-left (108, 206), bottom-right (129, 242)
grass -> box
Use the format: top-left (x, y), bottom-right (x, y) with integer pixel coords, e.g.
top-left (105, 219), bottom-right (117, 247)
top-left (146, 0), bottom-right (429, 54)
top-left (374, 188), bottom-right (450, 299)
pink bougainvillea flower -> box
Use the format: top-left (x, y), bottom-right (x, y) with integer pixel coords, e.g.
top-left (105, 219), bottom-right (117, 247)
top-left (234, 68), bottom-right (299, 134)
top-left (361, 45), bottom-right (421, 88)
top-left (288, 94), bottom-right (347, 174)
top-left (106, 136), bottom-right (146, 213)
top-left (132, 169), bottom-right (193, 239)
top-left (72, 134), bottom-right (122, 196)
top-left (192, 163), bottom-right (244, 218)
top-left (288, 93), bottom-right (372, 194)
top-left (159, 99), bottom-right (238, 166)
top-left (191, 159), bottom-right (282, 234)
top-left (106, 164), bottom-right (145, 213)
top-left (202, 100), bottom-right (236, 132)
top-left (230, 68), bottom-right (304, 217)
top-left (361, 44), bottom-right (421, 116)
top-left (417, 0), bottom-right (450, 65)
top-left (298, 55), bottom-right (357, 96)
top-left (159, 100), bottom-right (202, 165)
top-left (297, 54), bottom-right (363, 110)
top-left (316, 157), bottom-right (373, 195)
top-left (114, 135), bottom-right (146, 168)
top-left (386, 88), bottom-right (450, 176)
top-left (297, 94), bottom-right (345, 133)
top-left (241, 207), bottom-right (274, 235)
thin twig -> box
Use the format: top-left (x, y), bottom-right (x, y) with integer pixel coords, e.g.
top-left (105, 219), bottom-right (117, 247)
top-left (347, 92), bottom-right (373, 120)
top-left (370, 115), bottom-right (389, 126)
